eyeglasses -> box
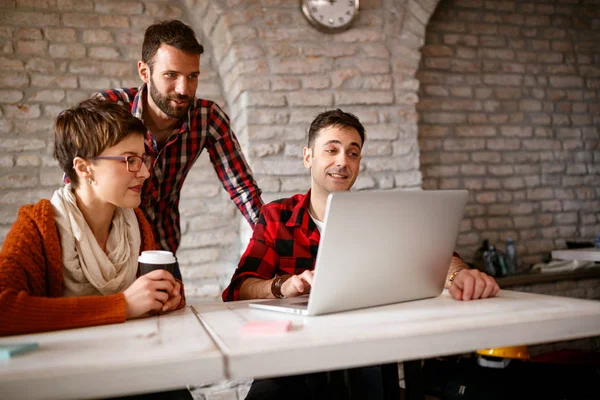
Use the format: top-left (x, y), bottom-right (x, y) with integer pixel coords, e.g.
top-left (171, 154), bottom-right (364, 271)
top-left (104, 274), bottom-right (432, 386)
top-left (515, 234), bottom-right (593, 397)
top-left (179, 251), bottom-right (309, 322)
top-left (92, 155), bottom-right (152, 172)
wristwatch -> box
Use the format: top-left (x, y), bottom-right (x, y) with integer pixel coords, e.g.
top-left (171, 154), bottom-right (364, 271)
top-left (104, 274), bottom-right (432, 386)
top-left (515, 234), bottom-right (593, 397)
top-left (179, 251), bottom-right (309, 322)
top-left (271, 274), bottom-right (293, 298)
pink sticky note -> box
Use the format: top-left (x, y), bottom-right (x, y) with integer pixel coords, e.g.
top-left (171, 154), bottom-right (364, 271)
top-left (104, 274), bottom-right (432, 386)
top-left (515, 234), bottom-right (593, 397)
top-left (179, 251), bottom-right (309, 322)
top-left (240, 320), bottom-right (292, 335)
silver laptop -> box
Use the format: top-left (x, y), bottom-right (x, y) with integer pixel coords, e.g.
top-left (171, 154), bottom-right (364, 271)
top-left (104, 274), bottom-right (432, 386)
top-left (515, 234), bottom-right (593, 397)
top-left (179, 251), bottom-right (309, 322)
top-left (248, 189), bottom-right (469, 316)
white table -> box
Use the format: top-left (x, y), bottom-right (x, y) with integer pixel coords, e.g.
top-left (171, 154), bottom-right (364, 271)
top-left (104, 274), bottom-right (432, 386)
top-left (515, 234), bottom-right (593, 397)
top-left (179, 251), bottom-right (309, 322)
top-left (0, 307), bottom-right (223, 400)
top-left (190, 290), bottom-right (600, 382)
top-left (552, 248), bottom-right (600, 262)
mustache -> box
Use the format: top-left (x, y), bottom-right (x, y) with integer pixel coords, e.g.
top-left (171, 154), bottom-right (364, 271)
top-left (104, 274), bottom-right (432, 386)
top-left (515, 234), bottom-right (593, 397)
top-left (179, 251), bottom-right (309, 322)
top-left (170, 94), bottom-right (190, 101)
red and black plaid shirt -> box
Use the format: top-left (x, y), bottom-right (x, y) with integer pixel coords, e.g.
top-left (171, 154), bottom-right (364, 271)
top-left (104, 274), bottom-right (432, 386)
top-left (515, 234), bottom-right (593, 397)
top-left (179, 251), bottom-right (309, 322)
top-left (222, 190), bottom-right (319, 301)
top-left (96, 85), bottom-right (263, 254)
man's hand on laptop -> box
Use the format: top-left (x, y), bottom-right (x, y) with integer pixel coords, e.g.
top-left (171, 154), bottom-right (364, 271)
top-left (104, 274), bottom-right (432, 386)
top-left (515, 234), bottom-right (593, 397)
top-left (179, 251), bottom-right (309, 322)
top-left (282, 270), bottom-right (315, 298)
top-left (449, 269), bottom-right (500, 301)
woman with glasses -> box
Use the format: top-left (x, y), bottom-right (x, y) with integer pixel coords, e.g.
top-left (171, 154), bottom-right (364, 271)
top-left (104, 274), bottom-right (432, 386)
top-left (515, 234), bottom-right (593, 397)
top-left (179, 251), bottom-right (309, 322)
top-left (0, 99), bottom-right (184, 336)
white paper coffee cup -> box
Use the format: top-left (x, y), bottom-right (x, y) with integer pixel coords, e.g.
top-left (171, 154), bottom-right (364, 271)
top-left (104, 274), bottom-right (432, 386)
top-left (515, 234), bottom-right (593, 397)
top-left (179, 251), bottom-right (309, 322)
top-left (138, 250), bottom-right (176, 275)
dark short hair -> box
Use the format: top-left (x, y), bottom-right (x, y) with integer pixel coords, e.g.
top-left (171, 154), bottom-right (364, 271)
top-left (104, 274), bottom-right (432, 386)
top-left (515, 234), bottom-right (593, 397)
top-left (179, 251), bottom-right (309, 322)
top-left (53, 99), bottom-right (147, 187)
top-left (142, 19), bottom-right (204, 69)
top-left (307, 109), bottom-right (366, 148)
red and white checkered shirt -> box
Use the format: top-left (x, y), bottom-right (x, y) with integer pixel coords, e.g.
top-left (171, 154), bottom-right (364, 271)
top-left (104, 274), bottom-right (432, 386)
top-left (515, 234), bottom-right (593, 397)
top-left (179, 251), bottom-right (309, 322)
top-left (95, 85), bottom-right (263, 255)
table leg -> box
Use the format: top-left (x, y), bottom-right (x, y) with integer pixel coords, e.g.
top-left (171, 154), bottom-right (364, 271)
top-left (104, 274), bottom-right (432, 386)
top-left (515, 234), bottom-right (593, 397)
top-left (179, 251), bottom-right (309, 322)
top-left (403, 360), bottom-right (425, 400)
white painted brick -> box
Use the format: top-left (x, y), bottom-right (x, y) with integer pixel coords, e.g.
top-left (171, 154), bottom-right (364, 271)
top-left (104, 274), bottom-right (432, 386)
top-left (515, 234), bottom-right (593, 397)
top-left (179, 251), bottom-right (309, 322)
top-left (334, 28), bottom-right (385, 43)
top-left (88, 46), bottom-right (120, 60)
top-left (280, 175), bottom-right (310, 192)
top-left (377, 175), bottom-right (395, 189)
top-left (13, 119), bottom-right (53, 134)
top-left (283, 142), bottom-right (305, 158)
top-left (0, 57), bottom-right (24, 71)
top-left (336, 91), bottom-right (394, 105)
top-left (176, 248), bottom-right (221, 266)
top-left (15, 154), bottom-right (41, 167)
top-left (0, 90), bottom-right (24, 103)
top-left (179, 230), bottom-right (238, 249)
top-left (39, 166), bottom-right (63, 187)
top-left (182, 263), bottom-right (232, 280)
top-left (95, 1), bottom-right (143, 15)
top-left (43, 104), bottom-right (66, 118)
top-left (253, 175), bottom-right (281, 193)
top-left (30, 74), bottom-right (78, 89)
top-left (302, 76), bottom-right (330, 89)
top-left (0, 72), bottom-right (29, 88)
top-left (180, 182), bottom-right (222, 199)
top-left (3, 104), bottom-right (41, 119)
top-left (287, 92), bottom-right (333, 107)
top-left (271, 57), bottom-right (333, 74)
top-left (363, 124), bottom-right (400, 140)
top-left (44, 28), bottom-right (77, 42)
top-left (49, 43), bottom-right (86, 58)
top-left (247, 124), bottom-right (304, 141)
top-left (270, 77), bottom-right (300, 91)
top-left (145, 3), bottom-right (183, 19)
top-left (0, 205), bottom-right (20, 225)
top-left (29, 90), bottom-right (65, 103)
top-left (25, 58), bottom-right (55, 73)
top-left (249, 142), bottom-right (283, 158)
top-left (251, 158), bottom-right (308, 175)
top-left (364, 141), bottom-right (392, 156)
top-left (353, 175), bottom-right (377, 190)
top-left (364, 153), bottom-right (419, 172)
top-left (240, 91), bottom-right (286, 107)
top-left (56, 0), bottom-right (94, 11)
top-left (0, 169), bottom-right (39, 189)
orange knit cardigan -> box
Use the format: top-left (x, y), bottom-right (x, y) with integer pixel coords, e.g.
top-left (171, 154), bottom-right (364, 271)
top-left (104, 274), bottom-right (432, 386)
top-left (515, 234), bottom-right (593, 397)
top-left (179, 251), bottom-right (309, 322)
top-left (0, 199), bottom-right (179, 337)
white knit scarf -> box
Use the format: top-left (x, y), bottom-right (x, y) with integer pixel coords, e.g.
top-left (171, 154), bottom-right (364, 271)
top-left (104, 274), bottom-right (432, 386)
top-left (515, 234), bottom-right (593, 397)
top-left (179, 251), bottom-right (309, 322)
top-left (51, 185), bottom-right (141, 297)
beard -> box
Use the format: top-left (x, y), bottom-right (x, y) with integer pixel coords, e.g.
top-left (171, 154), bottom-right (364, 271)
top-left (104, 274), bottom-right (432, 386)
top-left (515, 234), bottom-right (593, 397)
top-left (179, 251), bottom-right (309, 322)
top-left (148, 76), bottom-right (192, 119)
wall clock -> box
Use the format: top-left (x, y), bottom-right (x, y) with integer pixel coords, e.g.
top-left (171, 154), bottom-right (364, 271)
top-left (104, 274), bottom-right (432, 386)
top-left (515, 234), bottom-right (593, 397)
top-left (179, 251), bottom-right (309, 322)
top-left (301, 0), bottom-right (359, 33)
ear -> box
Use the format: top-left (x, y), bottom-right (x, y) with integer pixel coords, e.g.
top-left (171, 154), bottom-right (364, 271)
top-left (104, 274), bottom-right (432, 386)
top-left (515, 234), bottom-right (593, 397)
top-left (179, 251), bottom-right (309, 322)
top-left (303, 146), bottom-right (312, 169)
top-left (73, 157), bottom-right (93, 181)
top-left (138, 60), bottom-right (150, 84)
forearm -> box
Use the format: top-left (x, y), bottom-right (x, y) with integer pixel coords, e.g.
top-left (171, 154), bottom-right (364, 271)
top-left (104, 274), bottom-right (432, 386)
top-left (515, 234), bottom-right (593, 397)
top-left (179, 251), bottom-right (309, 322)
top-left (0, 290), bottom-right (126, 337)
top-left (239, 277), bottom-right (275, 300)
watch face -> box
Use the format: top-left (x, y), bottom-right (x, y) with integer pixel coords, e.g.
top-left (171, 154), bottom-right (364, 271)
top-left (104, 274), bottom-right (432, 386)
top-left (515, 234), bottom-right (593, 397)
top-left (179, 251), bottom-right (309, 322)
top-left (302, 0), bottom-right (359, 33)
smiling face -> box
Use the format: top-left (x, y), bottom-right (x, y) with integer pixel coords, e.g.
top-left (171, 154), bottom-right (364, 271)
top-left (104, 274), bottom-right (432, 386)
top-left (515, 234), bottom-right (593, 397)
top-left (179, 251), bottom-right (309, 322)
top-left (139, 44), bottom-right (200, 120)
top-left (303, 125), bottom-right (363, 197)
top-left (85, 133), bottom-right (150, 209)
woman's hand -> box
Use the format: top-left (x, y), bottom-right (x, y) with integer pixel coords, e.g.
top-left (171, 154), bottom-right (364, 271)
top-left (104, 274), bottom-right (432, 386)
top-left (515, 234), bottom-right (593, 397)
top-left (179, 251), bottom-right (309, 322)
top-left (161, 279), bottom-right (182, 312)
top-left (123, 270), bottom-right (177, 319)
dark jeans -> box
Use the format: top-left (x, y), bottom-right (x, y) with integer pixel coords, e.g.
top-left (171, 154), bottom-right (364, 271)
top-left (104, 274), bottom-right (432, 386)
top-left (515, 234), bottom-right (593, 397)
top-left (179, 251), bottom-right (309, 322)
top-left (245, 364), bottom-right (393, 400)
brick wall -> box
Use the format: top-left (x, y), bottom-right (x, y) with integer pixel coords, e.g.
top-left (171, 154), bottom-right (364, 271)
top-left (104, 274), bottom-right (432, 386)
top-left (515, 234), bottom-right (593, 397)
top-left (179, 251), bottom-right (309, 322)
top-left (417, 0), bottom-right (600, 269)
top-left (0, 0), bottom-right (433, 299)
top-left (0, 0), bottom-right (242, 299)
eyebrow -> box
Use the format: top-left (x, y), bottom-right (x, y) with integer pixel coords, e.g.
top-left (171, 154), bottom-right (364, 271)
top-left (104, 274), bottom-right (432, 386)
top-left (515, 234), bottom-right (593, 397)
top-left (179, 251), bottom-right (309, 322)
top-left (322, 140), bottom-right (362, 150)
top-left (163, 69), bottom-right (200, 75)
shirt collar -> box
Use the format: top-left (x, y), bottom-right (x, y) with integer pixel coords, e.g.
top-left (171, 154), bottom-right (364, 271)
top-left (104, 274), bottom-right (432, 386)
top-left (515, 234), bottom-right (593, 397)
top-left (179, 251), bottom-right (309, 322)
top-left (287, 189), bottom-right (314, 231)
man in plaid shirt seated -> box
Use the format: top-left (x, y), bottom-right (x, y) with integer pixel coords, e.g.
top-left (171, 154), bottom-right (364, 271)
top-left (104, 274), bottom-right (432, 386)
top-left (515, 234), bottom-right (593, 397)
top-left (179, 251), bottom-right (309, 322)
top-left (222, 109), bottom-right (499, 399)
top-left (94, 20), bottom-right (263, 281)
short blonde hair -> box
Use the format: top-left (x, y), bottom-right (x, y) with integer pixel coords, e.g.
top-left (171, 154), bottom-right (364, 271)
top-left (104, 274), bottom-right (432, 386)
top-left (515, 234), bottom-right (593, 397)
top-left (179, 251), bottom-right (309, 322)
top-left (53, 98), bottom-right (147, 187)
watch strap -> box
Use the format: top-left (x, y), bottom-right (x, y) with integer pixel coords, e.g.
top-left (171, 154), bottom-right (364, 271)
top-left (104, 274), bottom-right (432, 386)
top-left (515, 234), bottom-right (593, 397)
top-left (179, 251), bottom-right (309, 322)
top-left (271, 274), bottom-right (293, 299)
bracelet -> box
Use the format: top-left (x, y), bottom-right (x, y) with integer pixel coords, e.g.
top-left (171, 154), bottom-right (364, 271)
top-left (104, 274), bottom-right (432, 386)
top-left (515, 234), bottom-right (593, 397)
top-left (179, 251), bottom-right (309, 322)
top-left (271, 274), bottom-right (293, 299)
top-left (448, 268), bottom-right (465, 287)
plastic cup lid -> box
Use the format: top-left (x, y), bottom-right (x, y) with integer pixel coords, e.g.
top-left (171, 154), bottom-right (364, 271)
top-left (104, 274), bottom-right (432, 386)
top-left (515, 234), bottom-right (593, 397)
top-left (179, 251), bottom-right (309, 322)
top-left (138, 250), bottom-right (176, 264)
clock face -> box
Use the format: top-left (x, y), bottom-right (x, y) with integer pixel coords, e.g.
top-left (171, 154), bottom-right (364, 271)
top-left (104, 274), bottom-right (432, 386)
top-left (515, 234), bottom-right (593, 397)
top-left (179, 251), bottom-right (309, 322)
top-left (302, 0), bottom-right (359, 33)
